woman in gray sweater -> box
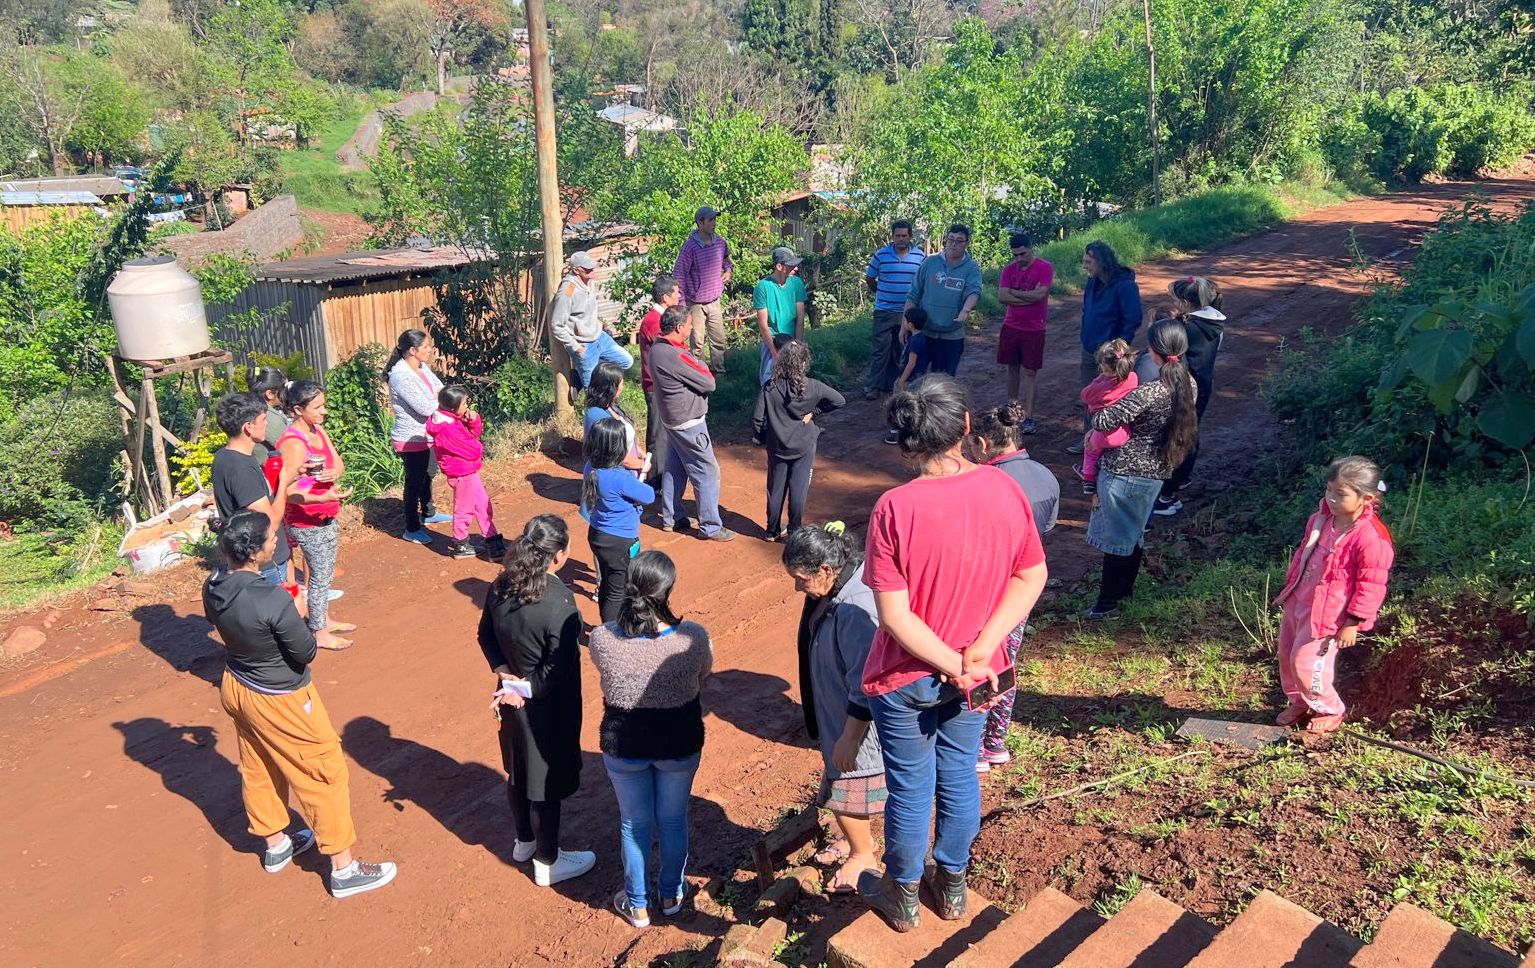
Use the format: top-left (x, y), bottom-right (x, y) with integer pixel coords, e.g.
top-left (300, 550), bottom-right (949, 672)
top-left (385, 328), bottom-right (450, 543)
top-left (588, 551), bottom-right (712, 929)
top-left (782, 523), bottom-right (884, 894)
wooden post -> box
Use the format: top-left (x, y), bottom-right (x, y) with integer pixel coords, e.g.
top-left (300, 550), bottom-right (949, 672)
top-left (1143, 0), bottom-right (1162, 206)
top-left (524, 0), bottom-right (572, 415)
top-left (143, 375), bottom-right (175, 509)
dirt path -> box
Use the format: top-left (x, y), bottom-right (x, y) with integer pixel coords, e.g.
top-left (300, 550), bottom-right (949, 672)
top-left (4, 176), bottom-right (1534, 967)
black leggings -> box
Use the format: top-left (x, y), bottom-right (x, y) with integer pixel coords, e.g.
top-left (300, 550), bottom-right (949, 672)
top-left (1095, 546), bottom-right (1146, 610)
top-left (589, 528), bottom-right (633, 624)
top-left (766, 450), bottom-right (815, 536)
top-left (508, 784), bottom-right (562, 864)
top-left (400, 449), bottom-right (432, 531)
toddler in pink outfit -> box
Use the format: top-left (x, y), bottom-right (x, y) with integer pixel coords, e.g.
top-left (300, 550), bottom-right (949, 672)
top-left (427, 385), bottom-right (505, 561)
top-left (1076, 339), bottom-right (1138, 494)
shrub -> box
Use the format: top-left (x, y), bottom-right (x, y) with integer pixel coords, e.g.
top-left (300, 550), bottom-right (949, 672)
top-left (170, 428), bottom-right (228, 495)
top-left (0, 390), bottom-right (123, 531)
top-left (323, 344), bottom-right (402, 501)
top-left (1354, 85), bottom-right (1535, 183)
top-left (479, 355), bottom-right (555, 427)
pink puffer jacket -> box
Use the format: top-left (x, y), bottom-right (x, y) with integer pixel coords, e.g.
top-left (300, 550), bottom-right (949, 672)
top-left (1275, 500), bottom-right (1395, 639)
top-left (426, 410), bottom-right (484, 477)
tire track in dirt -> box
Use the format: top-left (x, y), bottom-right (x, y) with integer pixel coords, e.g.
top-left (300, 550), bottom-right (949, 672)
top-left (2, 176), bottom-right (1534, 967)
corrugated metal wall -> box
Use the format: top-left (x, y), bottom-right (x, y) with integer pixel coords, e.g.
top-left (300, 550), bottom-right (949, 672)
top-left (207, 281), bottom-right (331, 375)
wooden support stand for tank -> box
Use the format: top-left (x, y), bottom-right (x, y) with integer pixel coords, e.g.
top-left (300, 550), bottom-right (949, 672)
top-left (105, 349), bottom-right (235, 518)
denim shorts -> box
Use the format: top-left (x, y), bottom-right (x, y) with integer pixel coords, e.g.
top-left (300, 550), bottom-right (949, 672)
top-left (1086, 468), bottom-right (1163, 556)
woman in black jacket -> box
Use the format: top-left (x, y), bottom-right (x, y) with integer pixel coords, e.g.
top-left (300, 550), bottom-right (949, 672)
top-left (751, 339), bottom-right (846, 540)
top-left (1150, 276), bottom-right (1226, 515)
top-left (477, 514), bottom-right (594, 887)
top-left (203, 511), bottom-right (395, 899)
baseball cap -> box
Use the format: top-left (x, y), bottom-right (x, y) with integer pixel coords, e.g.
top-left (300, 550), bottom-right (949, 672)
top-left (771, 246), bottom-right (803, 267)
top-left (569, 251), bottom-right (597, 270)
top-left (694, 206), bottom-right (718, 221)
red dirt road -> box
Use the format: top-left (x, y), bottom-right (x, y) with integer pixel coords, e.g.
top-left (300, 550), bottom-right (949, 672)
top-left (4, 176), bottom-right (1534, 967)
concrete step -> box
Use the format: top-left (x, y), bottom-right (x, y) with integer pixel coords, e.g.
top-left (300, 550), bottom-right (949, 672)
top-left (949, 887), bottom-right (1105, 968)
top-left (1186, 890), bottom-right (1362, 968)
top-left (1350, 903), bottom-right (1519, 968)
top-left (825, 886), bottom-right (1007, 968)
top-left (1056, 890), bottom-right (1218, 968)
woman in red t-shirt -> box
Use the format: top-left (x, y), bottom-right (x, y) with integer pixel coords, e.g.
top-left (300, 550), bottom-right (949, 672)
top-left (858, 376), bottom-right (1049, 932)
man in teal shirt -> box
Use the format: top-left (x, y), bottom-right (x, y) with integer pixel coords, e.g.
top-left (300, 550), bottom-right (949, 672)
top-left (905, 223), bottom-right (982, 377)
top-left (752, 245), bottom-right (807, 385)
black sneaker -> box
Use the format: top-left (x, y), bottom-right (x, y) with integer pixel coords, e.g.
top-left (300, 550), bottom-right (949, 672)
top-left (923, 866), bottom-right (968, 921)
top-left (262, 828), bottom-right (316, 873)
top-left (859, 869), bottom-right (920, 932)
top-left (661, 517), bottom-right (691, 533)
top-left (1082, 603), bottom-right (1120, 621)
top-left (1082, 480), bottom-right (1097, 495)
top-left (1152, 497), bottom-right (1183, 517)
top-left (329, 859), bottom-right (398, 899)
top-left (484, 535), bottom-right (507, 561)
top-left (446, 540), bottom-right (476, 559)
top-left (883, 429), bottom-right (899, 446)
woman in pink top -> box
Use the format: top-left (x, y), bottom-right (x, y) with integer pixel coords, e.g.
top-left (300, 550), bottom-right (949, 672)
top-left (277, 380), bottom-right (354, 652)
top-left (858, 375), bottom-right (1049, 933)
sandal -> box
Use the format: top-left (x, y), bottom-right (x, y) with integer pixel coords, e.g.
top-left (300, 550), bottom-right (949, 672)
top-left (813, 840), bottom-right (851, 866)
top-left (1305, 714), bottom-right (1344, 733)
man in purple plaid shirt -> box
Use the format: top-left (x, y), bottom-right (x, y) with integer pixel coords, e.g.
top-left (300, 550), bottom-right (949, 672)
top-left (673, 205), bottom-right (734, 374)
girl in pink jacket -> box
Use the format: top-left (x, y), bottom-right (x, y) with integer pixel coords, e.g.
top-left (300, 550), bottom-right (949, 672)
top-left (1273, 456), bottom-right (1394, 732)
top-left (427, 386), bottom-right (505, 561)
top-left (1075, 339), bottom-right (1138, 494)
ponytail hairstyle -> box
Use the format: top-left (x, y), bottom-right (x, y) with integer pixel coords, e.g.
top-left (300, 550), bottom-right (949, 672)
top-left (250, 367), bottom-right (287, 408)
top-left (285, 379), bottom-right (326, 418)
top-left (581, 417), bottom-right (630, 511)
top-left (887, 374), bottom-right (970, 463)
top-left (782, 521), bottom-right (860, 577)
top-left (585, 360), bottom-right (627, 413)
top-left (1169, 276), bottom-right (1222, 312)
top-left (618, 550), bottom-right (683, 637)
top-left (495, 514), bottom-right (569, 605)
top-left (438, 384), bottom-right (470, 412)
top-left (972, 400), bottom-right (1029, 453)
top-left (1327, 455), bottom-right (1385, 507)
top-left (218, 509), bottom-right (272, 568)
top-left (1094, 338), bottom-right (1135, 382)
top-left (1146, 319), bottom-right (1197, 469)
top-left (383, 328), bottom-right (429, 380)
top-left (772, 339), bottom-right (810, 398)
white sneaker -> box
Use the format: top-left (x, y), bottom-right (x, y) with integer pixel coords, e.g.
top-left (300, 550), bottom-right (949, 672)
top-left (327, 588), bottom-right (344, 602)
top-left (975, 760), bottom-right (991, 773)
top-left (533, 849), bottom-right (595, 886)
top-left (512, 839), bottom-right (536, 863)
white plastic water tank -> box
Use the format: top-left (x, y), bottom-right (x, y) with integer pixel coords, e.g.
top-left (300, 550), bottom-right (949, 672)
top-left (107, 255), bottom-right (212, 362)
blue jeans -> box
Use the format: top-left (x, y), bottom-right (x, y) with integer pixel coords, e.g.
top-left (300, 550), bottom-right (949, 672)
top-left (575, 331), bottom-right (634, 389)
top-left (258, 561), bottom-right (286, 585)
top-left (868, 674), bottom-right (985, 884)
top-left (603, 752), bottom-right (700, 910)
top-left (661, 421), bottom-right (723, 536)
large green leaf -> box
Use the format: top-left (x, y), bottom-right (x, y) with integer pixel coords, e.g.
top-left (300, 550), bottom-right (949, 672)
top-left (1516, 314), bottom-right (1535, 370)
top-left (1405, 328), bottom-right (1473, 387)
top-left (1478, 391), bottom-right (1535, 449)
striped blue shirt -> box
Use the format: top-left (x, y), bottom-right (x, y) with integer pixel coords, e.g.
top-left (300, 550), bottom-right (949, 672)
top-left (865, 244), bottom-right (927, 312)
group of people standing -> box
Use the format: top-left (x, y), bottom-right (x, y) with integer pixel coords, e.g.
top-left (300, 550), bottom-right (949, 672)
top-left (191, 208), bottom-right (1394, 935)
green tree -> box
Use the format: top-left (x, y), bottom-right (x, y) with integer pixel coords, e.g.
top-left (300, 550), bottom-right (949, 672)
top-left (67, 57), bottom-right (152, 164)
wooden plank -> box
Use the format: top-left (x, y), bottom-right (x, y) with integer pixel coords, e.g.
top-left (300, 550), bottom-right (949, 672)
top-left (143, 376), bottom-right (175, 508)
top-left (751, 806), bottom-right (822, 889)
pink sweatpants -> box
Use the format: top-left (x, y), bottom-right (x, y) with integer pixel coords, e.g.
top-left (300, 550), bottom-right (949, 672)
top-left (1082, 427), bottom-right (1131, 482)
top-left (446, 472), bottom-right (497, 542)
top-left (1276, 616), bottom-right (1345, 716)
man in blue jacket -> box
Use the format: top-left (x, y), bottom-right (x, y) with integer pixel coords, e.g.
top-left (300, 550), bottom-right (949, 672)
top-left (1074, 240), bottom-right (1143, 451)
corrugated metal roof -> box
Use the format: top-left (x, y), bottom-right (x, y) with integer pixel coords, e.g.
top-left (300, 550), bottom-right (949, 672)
top-left (1, 176), bottom-right (131, 196)
top-left (255, 245), bottom-right (492, 284)
top-left (1, 190), bottom-right (103, 206)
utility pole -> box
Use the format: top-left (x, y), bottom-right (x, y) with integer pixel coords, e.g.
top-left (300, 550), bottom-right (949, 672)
top-left (1142, 0), bottom-right (1162, 205)
top-left (525, 0), bottom-right (571, 414)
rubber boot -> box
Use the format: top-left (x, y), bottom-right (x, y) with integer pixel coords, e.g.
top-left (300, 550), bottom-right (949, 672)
top-left (924, 866), bottom-right (968, 920)
top-left (858, 869), bottom-right (920, 932)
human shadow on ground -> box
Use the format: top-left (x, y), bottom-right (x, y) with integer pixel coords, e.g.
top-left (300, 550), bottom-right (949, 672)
top-left (703, 669), bottom-right (812, 749)
top-left (342, 715), bottom-right (758, 925)
top-left (112, 718), bottom-right (253, 852)
top-left (1010, 690), bottom-right (1269, 740)
top-left (527, 471), bottom-right (582, 508)
top-left (130, 603), bottom-right (224, 685)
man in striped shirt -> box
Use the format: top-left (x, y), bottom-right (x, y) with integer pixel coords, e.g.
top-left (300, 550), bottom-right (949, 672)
top-left (863, 220), bottom-right (926, 399)
top-left (673, 206), bottom-right (733, 375)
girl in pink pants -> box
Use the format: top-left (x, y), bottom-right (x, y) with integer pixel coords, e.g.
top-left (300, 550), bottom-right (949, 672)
top-left (1273, 456), bottom-right (1394, 733)
top-left (427, 386), bottom-right (505, 562)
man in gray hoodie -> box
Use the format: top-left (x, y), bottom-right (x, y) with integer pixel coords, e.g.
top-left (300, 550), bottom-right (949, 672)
top-left (550, 250), bottom-right (632, 391)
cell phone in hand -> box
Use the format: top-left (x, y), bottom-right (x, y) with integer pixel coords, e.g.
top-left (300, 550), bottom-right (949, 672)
top-left (501, 678), bottom-right (533, 699)
top-left (965, 666), bottom-right (1017, 711)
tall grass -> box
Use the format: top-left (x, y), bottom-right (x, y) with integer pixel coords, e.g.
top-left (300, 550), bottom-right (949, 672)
top-left (280, 92), bottom-right (390, 215)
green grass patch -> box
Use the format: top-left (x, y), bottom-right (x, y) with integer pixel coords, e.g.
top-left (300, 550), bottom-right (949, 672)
top-left (0, 522), bottom-right (123, 613)
top-left (280, 91), bottom-right (391, 215)
top-left (1039, 179), bottom-right (1356, 292)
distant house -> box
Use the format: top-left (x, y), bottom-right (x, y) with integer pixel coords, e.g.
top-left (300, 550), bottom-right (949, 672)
top-left (208, 224), bottom-right (649, 374)
top-left (596, 103), bottom-right (681, 157)
top-left (0, 189), bottom-right (106, 234)
top-left (2, 175), bottom-right (132, 200)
